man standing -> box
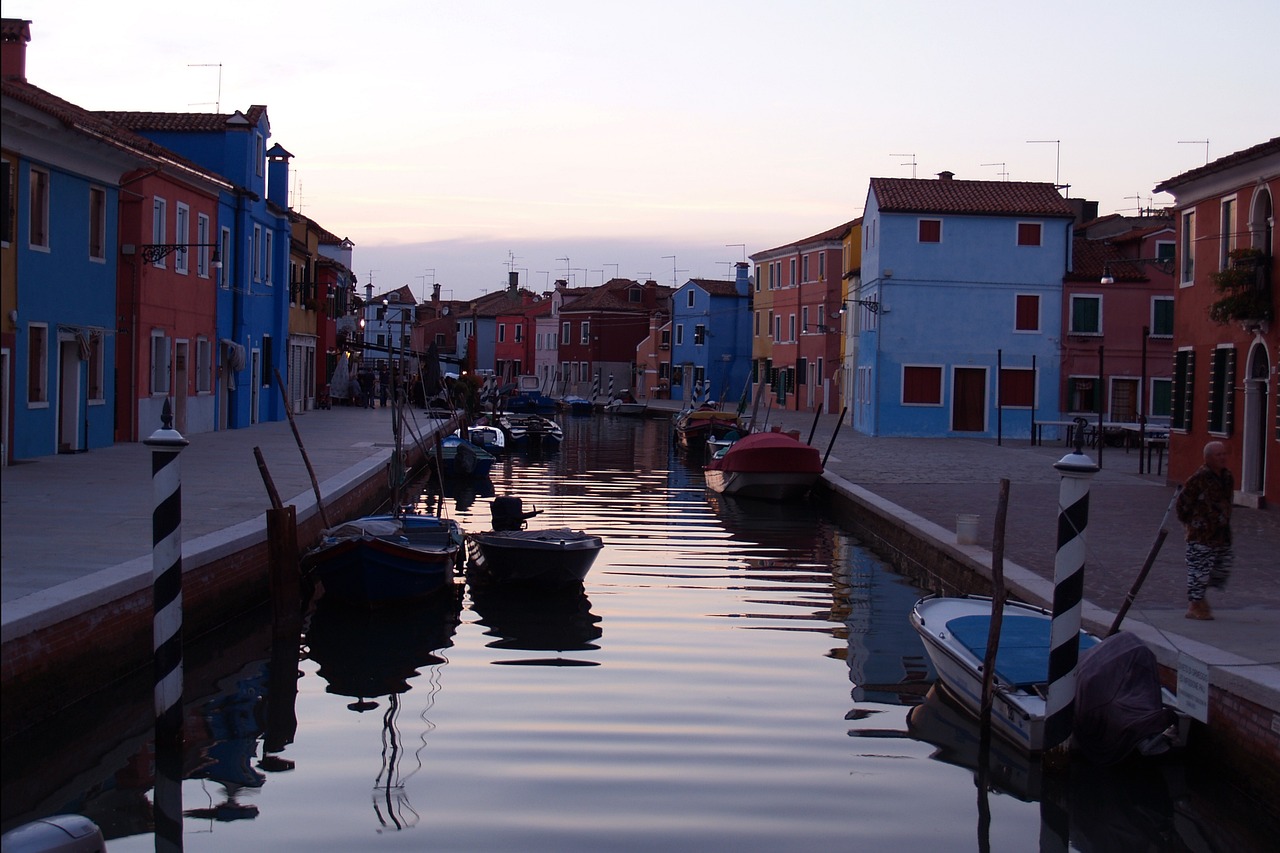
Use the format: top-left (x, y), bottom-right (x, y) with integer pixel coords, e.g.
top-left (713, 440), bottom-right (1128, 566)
top-left (1175, 441), bottom-right (1234, 620)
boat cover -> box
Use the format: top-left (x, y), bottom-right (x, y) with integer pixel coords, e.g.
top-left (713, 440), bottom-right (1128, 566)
top-left (325, 519), bottom-right (401, 538)
top-left (948, 614), bottom-right (1099, 689)
top-left (705, 431), bottom-right (823, 473)
top-left (1072, 631), bottom-right (1174, 765)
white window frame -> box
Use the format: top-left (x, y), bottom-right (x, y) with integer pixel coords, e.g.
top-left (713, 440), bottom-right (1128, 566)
top-left (686, 289), bottom-right (695, 308)
top-left (150, 330), bottom-right (170, 395)
top-left (1070, 294), bottom-right (1103, 336)
top-left (252, 224), bottom-right (262, 281)
top-left (219, 226), bottom-right (231, 289)
top-left (29, 166), bottom-right (50, 250)
top-left (152, 196), bottom-right (167, 267)
top-left (901, 363), bottom-right (944, 407)
top-left (263, 229), bottom-right (274, 285)
top-left (174, 203), bottom-right (190, 274)
top-left (27, 322), bottom-right (49, 405)
top-left (918, 217), bottom-right (942, 243)
top-left (1016, 221), bottom-right (1043, 247)
top-left (88, 332), bottom-right (105, 403)
top-left (89, 186), bottom-right (106, 261)
top-left (196, 213), bottom-right (211, 277)
top-left (1150, 296), bottom-right (1174, 338)
top-left (561, 322), bottom-right (571, 345)
top-left (580, 320), bottom-right (590, 345)
top-left (675, 324), bottom-right (684, 346)
top-left (196, 336), bottom-right (212, 393)
top-left (1220, 195), bottom-right (1237, 270)
top-left (1180, 209), bottom-right (1195, 285)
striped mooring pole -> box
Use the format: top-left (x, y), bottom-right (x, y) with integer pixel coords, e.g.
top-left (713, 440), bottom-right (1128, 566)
top-left (1044, 417), bottom-right (1099, 751)
top-left (145, 399), bottom-right (189, 747)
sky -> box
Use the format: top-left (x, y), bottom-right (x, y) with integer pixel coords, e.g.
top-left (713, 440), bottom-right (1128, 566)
top-left (13, 0), bottom-right (1279, 301)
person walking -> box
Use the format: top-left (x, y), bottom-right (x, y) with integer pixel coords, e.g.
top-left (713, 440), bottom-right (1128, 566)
top-left (379, 370), bottom-right (389, 408)
top-left (1175, 441), bottom-right (1233, 620)
top-left (372, 373), bottom-right (383, 409)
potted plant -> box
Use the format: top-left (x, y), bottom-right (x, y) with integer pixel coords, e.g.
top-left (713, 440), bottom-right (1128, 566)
top-left (1207, 247), bottom-right (1272, 327)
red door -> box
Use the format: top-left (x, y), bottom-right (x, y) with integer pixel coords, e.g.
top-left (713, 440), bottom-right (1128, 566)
top-left (951, 367), bottom-right (986, 432)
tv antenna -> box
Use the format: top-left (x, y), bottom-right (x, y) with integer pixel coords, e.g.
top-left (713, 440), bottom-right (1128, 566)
top-left (726, 243), bottom-right (746, 262)
top-left (1026, 139), bottom-right (1062, 188)
top-left (981, 162), bottom-right (1009, 181)
top-left (891, 153), bottom-right (917, 178)
top-left (1178, 139), bottom-right (1209, 165)
top-left (188, 63), bottom-right (222, 112)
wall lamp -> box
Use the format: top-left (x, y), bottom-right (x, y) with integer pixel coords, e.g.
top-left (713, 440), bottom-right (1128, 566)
top-left (836, 298), bottom-right (880, 315)
top-left (139, 243), bottom-right (222, 269)
top-left (1100, 258), bottom-right (1174, 285)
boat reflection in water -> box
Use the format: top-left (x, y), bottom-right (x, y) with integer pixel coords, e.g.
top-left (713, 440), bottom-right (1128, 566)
top-left (469, 582), bottom-right (602, 667)
top-left (304, 596), bottom-right (460, 831)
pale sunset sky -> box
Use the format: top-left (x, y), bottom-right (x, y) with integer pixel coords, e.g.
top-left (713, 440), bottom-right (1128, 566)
top-left (12, 0), bottom-right (1279, 300)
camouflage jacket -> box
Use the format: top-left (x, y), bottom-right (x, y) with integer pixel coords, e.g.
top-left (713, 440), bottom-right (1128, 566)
top-left (1175, 465), bottom-right (1234, 546)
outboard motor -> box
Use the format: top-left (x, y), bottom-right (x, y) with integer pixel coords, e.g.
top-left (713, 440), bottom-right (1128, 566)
top-left (490, 496), bottom-right (540, 531)
top-left (1, 815), bottom-right (106, 853)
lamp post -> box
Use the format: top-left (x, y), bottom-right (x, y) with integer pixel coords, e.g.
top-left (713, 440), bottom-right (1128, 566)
top-left (140, 243), bottom-right (223, 269)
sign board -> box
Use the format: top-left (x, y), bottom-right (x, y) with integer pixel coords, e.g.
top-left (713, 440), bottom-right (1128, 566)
top-left (1177, 654), bottom-right (1211, 723)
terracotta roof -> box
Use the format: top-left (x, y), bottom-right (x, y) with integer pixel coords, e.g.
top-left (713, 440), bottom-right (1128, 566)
top-left (95, 105), bottom-right (270, 134)
top-left (1154, 136), bottom-right (1280, 194)
top-left (2, 78), bottom-right (232, 189)
top-left (1109, 223), bottom-right (1174, 244)
top-left (1, 18), bottom-right (31, 44)
top-left (1065, 237), bottom-right (1152, 284)
top-left (752, 219), bottom-right (858, 259)
top-left (869, 177), bottom-right (1075, 217)
top-left (688, 278), bottom-right (741, 296)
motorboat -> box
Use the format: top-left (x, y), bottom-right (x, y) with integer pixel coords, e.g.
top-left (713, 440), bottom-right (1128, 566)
top-left (909, 595), bottom-right (1184, 757)
top-left (436, 434), bottom-right (496, 477)
top-left (465, 496), bottom-right (603, 585)
top-left (673, 405), bottom-right (744, 450)
top-left (504, 375), bottom-right (558, 413)
top-left (603, 390), bottom-right (647, 416)
top-left (304, 514), bottom-right (463, 607)
top-left (558, 395), bottom-right (595, 416)
top-left (703, 429), bottom-right (822, 500)
top-left (458, 423), bottom-right (506, 453)
top-left (497, 412), bottom-right (563, 452)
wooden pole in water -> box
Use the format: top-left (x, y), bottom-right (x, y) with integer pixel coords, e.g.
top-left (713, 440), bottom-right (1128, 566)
top-left (274, 367), bottom-right (330, 529)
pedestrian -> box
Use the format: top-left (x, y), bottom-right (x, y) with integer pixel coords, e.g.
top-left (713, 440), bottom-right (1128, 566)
top-left (360, 372), bottom-right (374, 409)
top-left (372, 374), bottom-right (383, 409)
top-left (379, 370), bottom-right (389, 408)
top-left (1175, 440), bottom-right (1233, 620)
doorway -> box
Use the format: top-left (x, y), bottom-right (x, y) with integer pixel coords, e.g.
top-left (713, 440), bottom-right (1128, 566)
top-left (1110, 378), bottom-right (1138, 422)
top-left (250, 348), bottom-right (261, 425)
top-left (174, 340), bottom-right (189, 434)
top-left (57, 337), bottom-right (81, 452)
top-left (1241, 342), bottom-right (1270, 497)
top-left (951, 367), bottom-right (987, 432)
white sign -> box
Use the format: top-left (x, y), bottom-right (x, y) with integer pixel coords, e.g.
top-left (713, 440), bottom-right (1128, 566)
top-left (1177, 654), bottom-right (1211, 723)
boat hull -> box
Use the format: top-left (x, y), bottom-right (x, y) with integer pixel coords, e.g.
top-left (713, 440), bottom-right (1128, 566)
top-left (703, 469), bottom-right (820, 500)
top-left (467, 528), bottom-right (603, 585)
top-left (703, 431), bottom-right (823, 500)
top-left (305, 514), bottom-right (463, 607)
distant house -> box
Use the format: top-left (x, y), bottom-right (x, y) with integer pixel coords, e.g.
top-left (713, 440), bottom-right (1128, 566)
top-left (856, 172), bottom-right (1075, 438)
top-left (668, 263), bottom-right (752, 406)
top-left (1153, 137), bottom-right (1279, 505)
top-left (557, 278), bottom-right (670, 398)
top-left (1062, 217), bottom-right (1176, 424)
top-left (361, 284), bottom-right (416, 371)
top-left (750, 221), bottom-right (854, 414)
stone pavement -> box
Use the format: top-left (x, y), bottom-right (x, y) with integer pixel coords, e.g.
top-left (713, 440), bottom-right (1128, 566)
top-left (3, 399), bottom-right (1278, 708)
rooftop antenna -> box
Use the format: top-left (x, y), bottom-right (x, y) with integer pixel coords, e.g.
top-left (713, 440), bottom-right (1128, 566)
top-left (187, 63), bottom-right (222, 112)
top-left (726, 243), bottom-right (746, 262)
top-left (506, 250), bottom-right (521, 272)
top-left (981, 162), bottom-right (1009, 181)
top-left (891, 153), bottom-right (917, 178)
top-left (556, 257), bottom-right (570, 284)
top-left (661, 255), bottom-right (686, 287)
top-left (603, 263), bottom-right (619, 281)
top-left (1178, 139), bottom-right (1210, 165)
top-left (1026, 139), bottom-right (1062, 188)
top-left (536, 271), bottom-right (550, 289)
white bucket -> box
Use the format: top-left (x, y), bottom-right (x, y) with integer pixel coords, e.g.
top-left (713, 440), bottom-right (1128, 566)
top-left (956, 514), bottom-right (980, 545)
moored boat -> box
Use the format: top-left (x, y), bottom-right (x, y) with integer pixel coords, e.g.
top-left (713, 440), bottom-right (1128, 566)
top-left (304, 514), bottom-right (463, 607)
top-left (558, 395), bottom-right (595, 416)
top-left (498, 412), bottom-right (563, 452)
top-left (673, 405), bottom-right (744, 450)
top-left (704, 429), bottom-right (822, 500)
top-left (603, 390), bottom-right (647, 416)
top-left (459, 423), bottom-right (506, 453)
top-left (466, 495), bottom-right (603, 585)
top-left (437, 434), bottom-right (496, 477)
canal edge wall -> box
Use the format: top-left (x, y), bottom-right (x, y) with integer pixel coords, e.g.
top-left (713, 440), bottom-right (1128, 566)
top-left (0, 422), bottom-right (448, 738)
top-left (817, 470), bottom-right (1280, 805)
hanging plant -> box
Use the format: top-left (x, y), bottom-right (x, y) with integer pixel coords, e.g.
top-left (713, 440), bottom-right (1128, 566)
top-left (1207, 247), bottom-right (1272, 325)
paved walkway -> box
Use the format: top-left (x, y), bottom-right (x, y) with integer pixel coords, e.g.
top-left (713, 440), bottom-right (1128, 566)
top-left (3, 400), bottom-right (1278, 705)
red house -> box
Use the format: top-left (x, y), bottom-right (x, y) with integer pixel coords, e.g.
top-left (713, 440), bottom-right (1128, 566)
top-left (556, 278), bottom-right (670, 397)
top-left (1154, 137), bottom-right (1278, 505)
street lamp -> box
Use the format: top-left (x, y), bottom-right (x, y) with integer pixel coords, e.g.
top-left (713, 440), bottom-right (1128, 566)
top-left (1099, 258), bottom-right (1175, 285)
top-left (140, 243), bottom-right (222, 269)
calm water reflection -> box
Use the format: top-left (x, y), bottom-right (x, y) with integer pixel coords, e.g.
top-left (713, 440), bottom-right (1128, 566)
top-left (2, 415), bottom-right (1273, 851)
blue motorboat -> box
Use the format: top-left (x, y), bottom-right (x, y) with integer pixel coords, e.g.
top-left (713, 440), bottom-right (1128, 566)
top-left (438, 434), bottom-right (496, 477)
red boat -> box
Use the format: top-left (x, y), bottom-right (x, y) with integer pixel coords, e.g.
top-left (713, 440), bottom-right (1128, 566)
top-left (703, 430), bottom-right (823, 501)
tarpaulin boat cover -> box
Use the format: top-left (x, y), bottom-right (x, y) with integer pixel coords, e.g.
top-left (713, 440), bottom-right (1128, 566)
top-left (704, 431), bottom-right (823, 474)
top-left (1072, 631), bottom-right (1174, 765)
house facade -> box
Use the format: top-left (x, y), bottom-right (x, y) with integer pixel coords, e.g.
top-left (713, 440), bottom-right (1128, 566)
top-left (668, 263), bottom-right (752, 405)
top-left (558, 278), bottom-right (669, 398)
top-left (1153, 137), bottom-right (1279, 505)
top-left (856, 173), bottom-right (1075, 438)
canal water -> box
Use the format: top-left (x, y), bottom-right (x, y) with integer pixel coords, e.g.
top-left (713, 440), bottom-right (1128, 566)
top-left (2, 415), bottom-right (1272, 851)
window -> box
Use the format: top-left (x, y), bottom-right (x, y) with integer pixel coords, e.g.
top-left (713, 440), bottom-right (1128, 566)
top-left (675, 324), bottom-right (684, 346)
top-left (1015, 294), bottom-right (1040, 331)
top-left (376, 334), bottom-right (386, 348)
top-left (29, 167), bottom-right (50, 248)
top-left (262, 336), bottom-right (273, 386)
top-left (1151, 297), bottom-right (1174, 337)
top-left (999, 367), bottom-right (1035, 408)
top-left (902, 365), bottom-right (942, 405)
top-left (818, 252), bottom-right (826, 280)
top-left (579, 321), bottom-right (590, 345)
top-left (514, 325), bottom-right (523, 343)
top-left (28, 323), bottom-right (48, 403)
top-left (802, 306), bottom-right (810, 332)
top-left (174, 204), bottom-right (190, 274)
top-left (252, 225), bottom-right (262, 280)
top-left (151, 197), bottom-right (167, 265)
top-left (1220, 197), bottom-right (1236, 269)
top-left (263, 230), bottom-right (273, 284)
top-left (629, 288), bottom-right (641, 303)
top-left (660, 328), bottom-right (670, 349)
top-left (686, 289), bottom-right (695, 308)
top-left (255, 133), bottom-right (265, 177)
top-left (88, 332), bottom-right (104, 402)
top-left (218, 227), bottom-right (231, 289)
top-left (788, 314), bottom-right (796, 341)
top-left (918, 218), bottom-right (941, 243)
top-left (1150, 378), bottom-right (1172, 418)
top-left (1156, 241), bottom-right (1175, 262)
top-left (1180, 210), bottom-right (1195, 283)
top-left (694, 324), bottom-right (705, 345)
top-left (1207, 346), bottom-right (1236, 435)
top-left (1, 158), bottom-right (12, 244)
top-left (1070, 295), bottom-right (1101, 335)
top-left (802, 255), bottom-right (810, 282)
top-left (89, 187), bottom-right (106, 260)
top-left (789, 258), bottom-right (796, 284)
top-left (498, 324), bottom-right (506, 343)
top-left (196, 337), bottom-right (212, 393)
top-left (1171, 348), bottom-right (1194, 430)
top-left (150, 331), bottom-right (170, 395)
top-left (1017, 222), bottom-right (1042, 246)
top-left (1069, 376), bottom-right (1099, 413)
top-left (773, 315), bottom-right (781, 342)
top-left (561, 322), bottom-right (570, 345)
top-left (196, 214), bottom-right (211, 277)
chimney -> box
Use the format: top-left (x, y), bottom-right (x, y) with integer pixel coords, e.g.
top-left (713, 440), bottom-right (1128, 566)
top-left (266, 144), bottom-right (293, 208)
top-left (1, 18), bottom-right (32, 82)
top-left (734, 261), bottom-right (749, 295)
top-left (937, 170), bottom-right (955, 181)
top-left (508, 271), bottom-right (519, 293)
top-left (432, 282), bottom-right (441, 304)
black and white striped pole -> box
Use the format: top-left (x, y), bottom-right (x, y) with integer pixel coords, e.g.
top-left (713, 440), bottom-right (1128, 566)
top-left (1044, 416), bottom-right (1099, 752)
top-left (145, 399), bottom-right (189, 748)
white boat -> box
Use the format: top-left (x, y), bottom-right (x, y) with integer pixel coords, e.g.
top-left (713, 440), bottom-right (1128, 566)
top-left (909, 595), bottom-right (1183, 758)
top-left (459, 424), bottom-right (506, 453)
top-left (603, 390), bottom-right (647, 416)
top-left (703, 430), bottom-right (822, 501)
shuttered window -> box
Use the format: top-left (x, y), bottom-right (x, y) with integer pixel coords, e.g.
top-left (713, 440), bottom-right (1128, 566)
top-left (1171, 348), bottom-right (1194, 431)
top-left (903, 365), bottom-right (942, 405)
top-left (1207, 346), bottom-right (1235, 435)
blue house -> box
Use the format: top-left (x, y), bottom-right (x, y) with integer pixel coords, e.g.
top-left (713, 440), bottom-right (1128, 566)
top-left (669, 262), bottom-right (752, 406)
top-left (101, 106), bottom-right (292, 429)
top-left (854, 173), bottom-right (1075, 437)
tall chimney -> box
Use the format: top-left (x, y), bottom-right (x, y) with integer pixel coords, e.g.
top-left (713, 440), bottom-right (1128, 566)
top-left (937, 170), bottom-right (955, 181)
top-left (1, 18), bottom-right (32, 82)
top-left (508, 271), bottom-right (519, 293)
